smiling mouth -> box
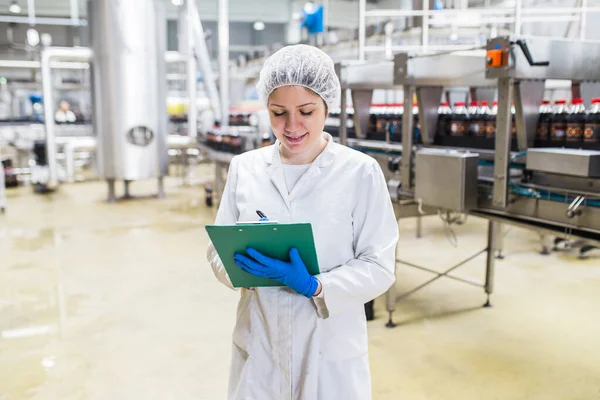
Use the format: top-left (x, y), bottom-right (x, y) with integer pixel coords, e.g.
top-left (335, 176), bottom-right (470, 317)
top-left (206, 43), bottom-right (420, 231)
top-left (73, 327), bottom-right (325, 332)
top-left (284, 133), bottom-right (308, 143)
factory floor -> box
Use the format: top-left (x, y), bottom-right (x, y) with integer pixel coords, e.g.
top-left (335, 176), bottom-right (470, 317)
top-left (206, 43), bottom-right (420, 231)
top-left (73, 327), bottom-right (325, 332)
top-left (1, 165), bottom-right (600, 400)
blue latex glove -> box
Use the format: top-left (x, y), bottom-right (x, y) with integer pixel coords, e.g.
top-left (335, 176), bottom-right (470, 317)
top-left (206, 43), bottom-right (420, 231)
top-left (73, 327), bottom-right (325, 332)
top-left (234, 248), bottom-right (319, 298)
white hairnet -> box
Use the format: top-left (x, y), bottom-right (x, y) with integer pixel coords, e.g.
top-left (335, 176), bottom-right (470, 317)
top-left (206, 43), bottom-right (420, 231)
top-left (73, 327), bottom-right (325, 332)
top-left (256, 44), bottom-right (341, 111)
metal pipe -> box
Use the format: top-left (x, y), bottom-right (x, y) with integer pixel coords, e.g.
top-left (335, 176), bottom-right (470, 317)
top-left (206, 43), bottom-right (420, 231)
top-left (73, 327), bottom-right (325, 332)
top-left (339, 89), bottom-right (348, 146)
top-left (190, 2), bottom-right (222, 123)
top-left (516, 182), bottom-right (600, 200)
top-left (580, 0), bottom-right (588, 40)
top-left (0, 16), bottom-right (87, 25)
top-left (323, 0), bottom-right (329, 33)
top-left (27, 0), bottom-right (35, 26)
top-left (156, 0), bottom-right (169, 182)
top-left (471, 210), bottom-right (600, 246)
top-left (219, 0), bottom-right (229, 128)
top-left (0, 60), bottom-right (89, 69)
top-left (484, 221), bottom-right (497, 305)
top-left (492, 77), bottom-right (514, 208)
top-left (365, 7), bottom-right (600, 18)
top-left (522, 16), bottom-right (579, 23)
top-left (384, 25), bottom-right (393, 60)
top-left (0, 139), bottom-right (6, 213)
top-left (514, 0), bottom-right (522, 35)
top-left (69, 0), bottom-right (80, 26)
top-left (396, 259), bottom-right (484, 288)
top-left (164, 51), bottom-right (186, 63)
top-left (396, 249), bottom-right (488, 301)
top-left (358, 0), bottom-right (366, 61)
top-left (61, 137), bottom-right (97, 183)
top-left (422, 0), bottom-right (429, 54)
top-left (401, 85), bottom-right (414, 191)
top-left (41, 47), bottom-right (93, 189)
top-left (521, 6), bottom-right (600, 14)
top-left (366, 8), bottom-right (513, 17)
top-left (364, 44), bottom-right (479, 53)
top-left (186, 0), bottom-right (197, 139)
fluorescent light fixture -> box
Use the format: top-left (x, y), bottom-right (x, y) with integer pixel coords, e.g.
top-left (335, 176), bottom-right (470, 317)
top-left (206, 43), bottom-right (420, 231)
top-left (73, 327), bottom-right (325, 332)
top-left (41, 33), bottom-right (53, 47)
top-left (27, 28), bottom-right (40, 46)
top-left (9, 0), bottom-right (21, 14)
top-left (171, 0), bottom-right (184, 5)
top-left (253, 20), bottom-right (265, 31)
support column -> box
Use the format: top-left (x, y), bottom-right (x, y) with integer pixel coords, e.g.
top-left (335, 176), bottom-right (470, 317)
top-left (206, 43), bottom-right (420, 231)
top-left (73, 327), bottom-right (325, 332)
top-left (107, 178), bottom-right (116, 203)
top-left (158, 176), bottom-right (165, 199)
top-left (484, 221), bottom-right (497, 307)
top-left (123, 180), bottom-right (132, 199)
top-left (492, 78), bottom-right (513, 208)
top-left (401, 85), bottom-right (415, 191)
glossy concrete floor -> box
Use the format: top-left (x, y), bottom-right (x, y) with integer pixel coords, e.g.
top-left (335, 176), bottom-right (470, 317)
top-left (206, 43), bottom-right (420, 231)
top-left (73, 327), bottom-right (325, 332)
top-left (1, 167), bottom-right (600, 400)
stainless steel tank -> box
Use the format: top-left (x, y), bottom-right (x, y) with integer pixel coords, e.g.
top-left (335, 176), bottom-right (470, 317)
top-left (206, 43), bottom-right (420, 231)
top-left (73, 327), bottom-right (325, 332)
top-left (89, 0), bottom-right (168, 201)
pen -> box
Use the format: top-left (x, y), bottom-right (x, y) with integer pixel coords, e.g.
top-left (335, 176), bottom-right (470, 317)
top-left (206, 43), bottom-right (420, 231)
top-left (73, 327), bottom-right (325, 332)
top-left (256, 210), bottom-right (268, 220)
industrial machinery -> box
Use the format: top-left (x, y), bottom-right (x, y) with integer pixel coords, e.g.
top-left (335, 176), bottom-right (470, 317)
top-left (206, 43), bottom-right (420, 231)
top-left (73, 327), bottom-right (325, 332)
top-left (89, 0), bottom-right (168, 202)
top-left (0, 0), bottom-right (221, 202)
top-left (198, 108), bottom-right (272, 203)
top-left (334, 36), bottom-right (600, 326)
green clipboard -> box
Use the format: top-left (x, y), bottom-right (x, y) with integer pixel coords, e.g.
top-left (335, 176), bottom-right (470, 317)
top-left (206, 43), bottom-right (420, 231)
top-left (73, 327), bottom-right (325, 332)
top-left (205, 222), bottom-right (320, 288)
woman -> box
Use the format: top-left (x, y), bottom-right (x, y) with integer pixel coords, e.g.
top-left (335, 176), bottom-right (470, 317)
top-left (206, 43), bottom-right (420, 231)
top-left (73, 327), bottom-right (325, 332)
top-left (207, 44), bottom-right (399, 400)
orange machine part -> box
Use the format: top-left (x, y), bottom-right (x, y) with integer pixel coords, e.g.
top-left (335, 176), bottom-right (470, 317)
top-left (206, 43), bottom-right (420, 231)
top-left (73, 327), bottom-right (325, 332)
top-left (486, 49), bottom-right (505, 68)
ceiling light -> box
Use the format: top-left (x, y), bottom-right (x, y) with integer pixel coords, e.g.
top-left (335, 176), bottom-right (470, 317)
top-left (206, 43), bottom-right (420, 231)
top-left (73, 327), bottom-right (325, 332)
top-left (41, 33), bottom-right (53, 47)
top-left (304, 1), bottom-right (315, 13)
top-left (253, 21), bottom-right (265, 31)
top-left (27, 28), bottom-right (40, 47)
top-left (171, 0), bottom-right (184, 6)
top-left (9, 1), bottom-right (21, 14)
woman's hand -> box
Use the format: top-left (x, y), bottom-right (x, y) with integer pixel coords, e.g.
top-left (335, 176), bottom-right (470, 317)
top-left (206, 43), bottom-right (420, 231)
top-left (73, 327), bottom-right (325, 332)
top-left (234, 248), bottom-right (319, 298)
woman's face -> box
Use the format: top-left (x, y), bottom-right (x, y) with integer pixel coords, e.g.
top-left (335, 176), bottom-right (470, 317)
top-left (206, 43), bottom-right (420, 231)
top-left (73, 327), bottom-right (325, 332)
top-left (268, 86), bottom-right (327, 161)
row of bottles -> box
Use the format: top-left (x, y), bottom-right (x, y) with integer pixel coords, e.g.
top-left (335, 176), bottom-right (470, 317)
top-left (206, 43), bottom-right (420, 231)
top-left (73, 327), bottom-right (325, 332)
top-left (229, 111), bottom-right (254, 127)
top-left (324, 99), bottom-right (600, 147)
top-left (325, 107), bottom-right (355, 137)
top-left (365, 103), bottom-right (421, 143)
top-left (536, 98), bottom-right (600, 145)
top-left (438, 101), bottom-right (516, 139)
top-left (438, 99), bottom-right (600, 146)
top-left (324, 103), bottom-right (421, 143)
top-left (204, 129), bottom-right (271, 154)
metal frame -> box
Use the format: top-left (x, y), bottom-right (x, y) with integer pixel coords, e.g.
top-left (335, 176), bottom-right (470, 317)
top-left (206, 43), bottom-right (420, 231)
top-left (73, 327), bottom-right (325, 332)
top-left (359, 3), bottom-right (600, 59)
top-left (41, 47), bottom-right (93, 190)
top-left (385, 220), bottom-right (498, 327)
top-left (336, 37), bottom-right (600, 327)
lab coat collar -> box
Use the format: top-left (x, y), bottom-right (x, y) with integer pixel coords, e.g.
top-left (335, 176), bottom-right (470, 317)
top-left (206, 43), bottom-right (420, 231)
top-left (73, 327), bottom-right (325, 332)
top-left (265, 132), bottom-right (337, 208)
top-left (265, 132), bottom-right (338, 168)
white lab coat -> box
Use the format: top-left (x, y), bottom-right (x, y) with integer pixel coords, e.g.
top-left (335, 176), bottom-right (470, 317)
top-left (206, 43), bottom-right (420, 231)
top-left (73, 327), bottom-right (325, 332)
top-left (207, 133), bottom-right (399, 400)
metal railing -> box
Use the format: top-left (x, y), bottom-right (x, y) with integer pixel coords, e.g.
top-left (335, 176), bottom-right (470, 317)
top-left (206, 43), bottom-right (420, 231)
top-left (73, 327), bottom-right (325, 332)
top-left (358, 0), bottom-right (600, 59)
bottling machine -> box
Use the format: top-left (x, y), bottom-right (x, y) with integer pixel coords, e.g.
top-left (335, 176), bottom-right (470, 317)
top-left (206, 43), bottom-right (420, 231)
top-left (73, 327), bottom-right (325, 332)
top-left (335, 36), bottom-right (600, 326)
